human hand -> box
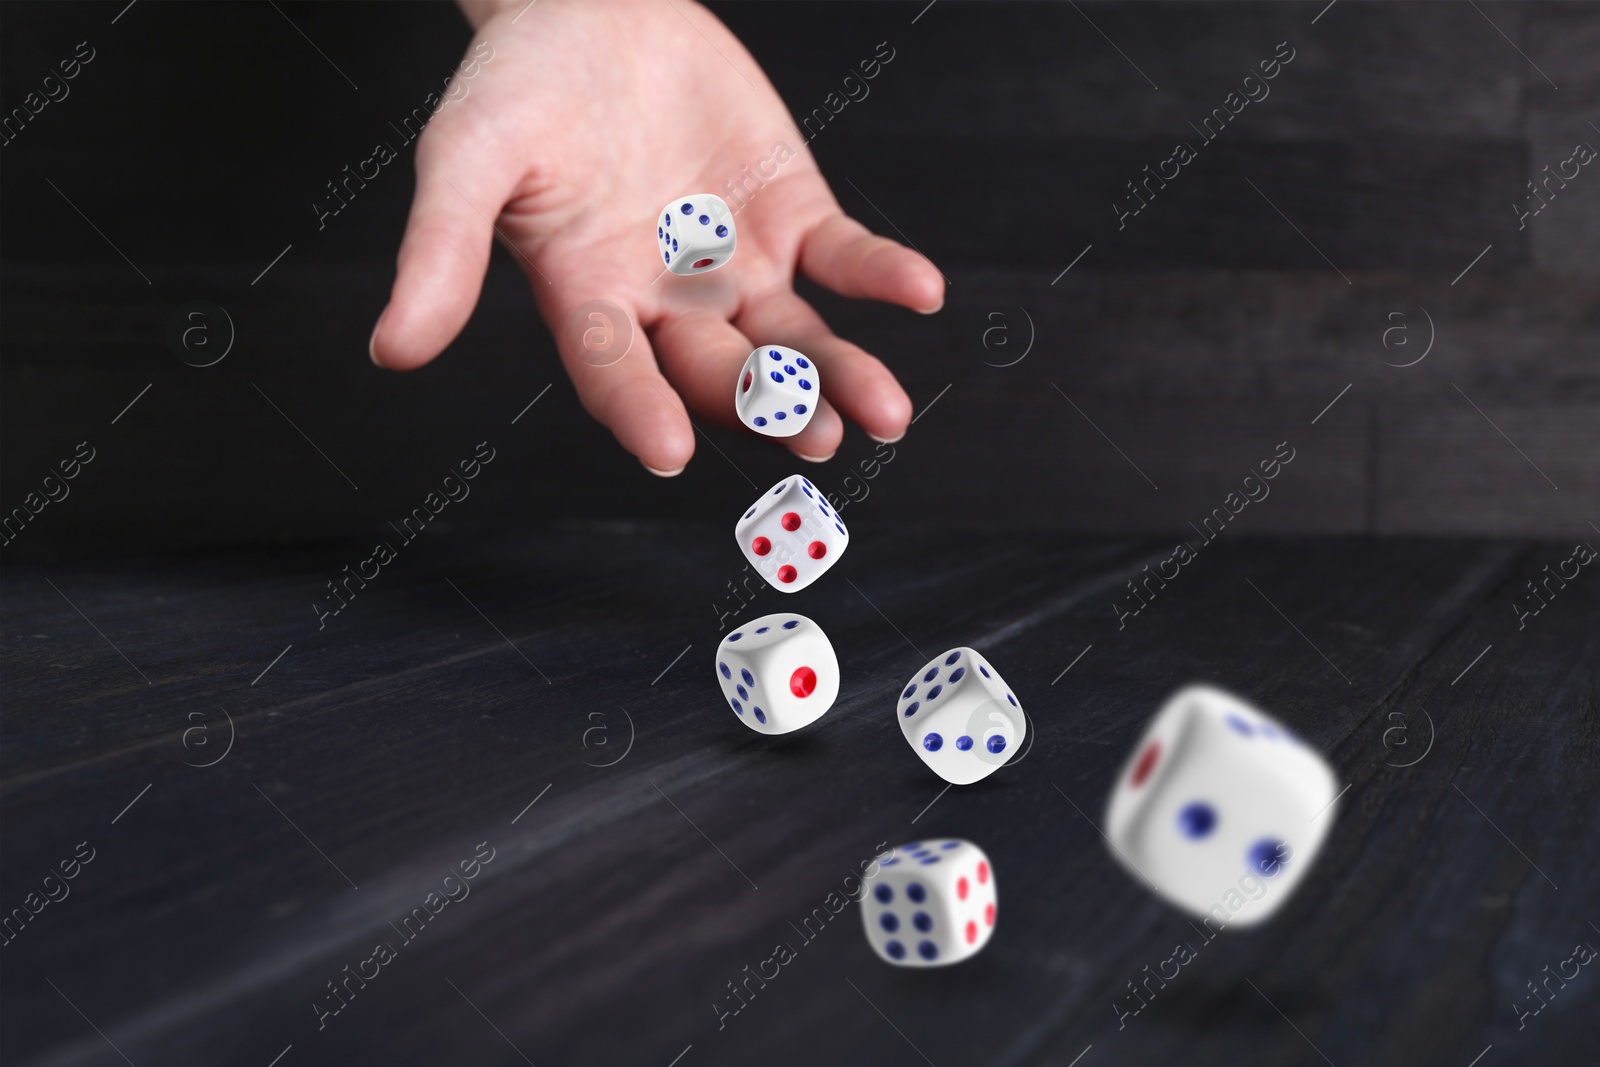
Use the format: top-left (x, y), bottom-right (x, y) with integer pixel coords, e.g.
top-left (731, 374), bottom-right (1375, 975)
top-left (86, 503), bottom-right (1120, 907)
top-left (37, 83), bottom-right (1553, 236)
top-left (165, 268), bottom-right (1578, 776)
top-left (369, 0), bottom-right (944, 474)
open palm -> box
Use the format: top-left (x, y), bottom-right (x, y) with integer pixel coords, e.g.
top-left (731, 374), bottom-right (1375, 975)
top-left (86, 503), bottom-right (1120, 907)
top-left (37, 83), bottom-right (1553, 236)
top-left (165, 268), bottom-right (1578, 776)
top-left (370, 0), bottom-right (945, 473)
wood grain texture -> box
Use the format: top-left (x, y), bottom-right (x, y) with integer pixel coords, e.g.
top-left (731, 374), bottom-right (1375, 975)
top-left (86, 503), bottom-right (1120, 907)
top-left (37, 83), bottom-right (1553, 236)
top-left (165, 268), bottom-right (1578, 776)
top-left (2, 2), bottom-right (1596, 550)
top-left (2, 527), bottom-right (1597, 1066)
top-left (1, 4), bottom-right (1597, 1058)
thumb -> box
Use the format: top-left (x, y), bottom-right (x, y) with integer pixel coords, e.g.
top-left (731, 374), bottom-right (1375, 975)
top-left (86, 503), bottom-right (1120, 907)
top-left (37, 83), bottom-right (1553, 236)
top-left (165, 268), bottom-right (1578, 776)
top-left (370, 117), bottom-right (517, 370)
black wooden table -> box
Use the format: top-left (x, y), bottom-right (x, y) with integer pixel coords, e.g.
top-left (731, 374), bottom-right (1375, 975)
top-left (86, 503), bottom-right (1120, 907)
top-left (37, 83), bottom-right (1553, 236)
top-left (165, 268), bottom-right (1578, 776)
top-left (2, 525), bottom-right (1596, 1066)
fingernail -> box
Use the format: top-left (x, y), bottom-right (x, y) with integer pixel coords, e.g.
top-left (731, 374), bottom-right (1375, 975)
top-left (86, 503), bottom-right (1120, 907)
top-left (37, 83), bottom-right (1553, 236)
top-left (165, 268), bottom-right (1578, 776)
top-left (643, 463), bottom-right (685, 478)
top-left (794, 451), bottom-right (836, 464)
top-left (368, 309), bottom-right (387, 366)
top-left (916, 297), bottom-right (944, 315)
top-left (868, 431), bottom-right (906, 444)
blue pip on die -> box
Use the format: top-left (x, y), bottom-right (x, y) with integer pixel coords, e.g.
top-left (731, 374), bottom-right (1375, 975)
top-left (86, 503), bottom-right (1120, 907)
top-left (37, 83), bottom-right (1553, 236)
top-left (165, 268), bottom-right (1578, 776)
top-left (898, 647), bottom-right (1027, 785)
top-left (735, 346), bottom-right (817, 437)
top-left (713, 613), bottom-right (839, 735)
top-left (735, 476), bottom-right (848, 593)
top-left (861, 839), bottom-right (997, 967)
top-left (657, 193), bottom-right (735, 275)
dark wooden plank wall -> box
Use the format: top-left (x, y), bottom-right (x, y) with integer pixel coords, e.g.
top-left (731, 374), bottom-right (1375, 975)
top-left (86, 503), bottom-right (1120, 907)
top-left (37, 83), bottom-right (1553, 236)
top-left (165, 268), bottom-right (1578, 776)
top-left (1, 2), bottom-right (1595, 561)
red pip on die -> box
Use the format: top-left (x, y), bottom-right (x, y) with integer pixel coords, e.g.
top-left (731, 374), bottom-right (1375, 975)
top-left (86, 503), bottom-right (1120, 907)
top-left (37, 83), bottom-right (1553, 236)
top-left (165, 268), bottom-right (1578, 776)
top-left (735, 475), bottom-right (849, 593)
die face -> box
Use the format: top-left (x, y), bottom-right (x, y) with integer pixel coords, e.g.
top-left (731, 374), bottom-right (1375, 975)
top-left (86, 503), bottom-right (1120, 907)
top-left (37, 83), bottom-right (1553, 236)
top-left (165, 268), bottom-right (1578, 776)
top-left (898, 648), bottom-right (1026, 785)
top-left (734, 477), bottom-right (848, 593)
top-left (714, 613), bottom-right (839, 735)
top-left (1104, 686), bottom-right (1339, 926)
top-left (861, 839), bottom-right (996, 967)
top-left (658, 194), bottom-right (736, 275)
top-left (734, 346), bottom-right (818, 437)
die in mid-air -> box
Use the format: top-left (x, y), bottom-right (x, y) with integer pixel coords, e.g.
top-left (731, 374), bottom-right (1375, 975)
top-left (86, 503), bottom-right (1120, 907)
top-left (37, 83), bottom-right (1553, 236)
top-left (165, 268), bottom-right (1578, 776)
top-left (735, 345), bottom-right (817, 437)
top-left (861, 839), bottom-right (997, 967)
top-left (897, 648), bottom-right (1026, 785)
top-left (735, 476), bottom-right (848, 593)
top-left (657, 194), bottom-right (735, 275)
top-left (1103, 685), bottom-right (1340, 927)
top-left (714, 613), bottom-right (839, 735)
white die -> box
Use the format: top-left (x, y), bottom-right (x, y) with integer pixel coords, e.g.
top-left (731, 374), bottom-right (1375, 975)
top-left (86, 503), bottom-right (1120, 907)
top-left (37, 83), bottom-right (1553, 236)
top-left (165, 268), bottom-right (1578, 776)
top-left (1104, 685), bottom-right (1340, 927)
top-left (735, 346), bottom-right (819, 437)
top-left (861, 839), bottom-right (996, 967)
top-left (897, 648), bottom-right (1026, 785)
top-left (735, 476), bottom-right (848, 593)
top-left (714, 613), bottom-right (839, 735)
top-left (657, 194), bottom-right (736, 275)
